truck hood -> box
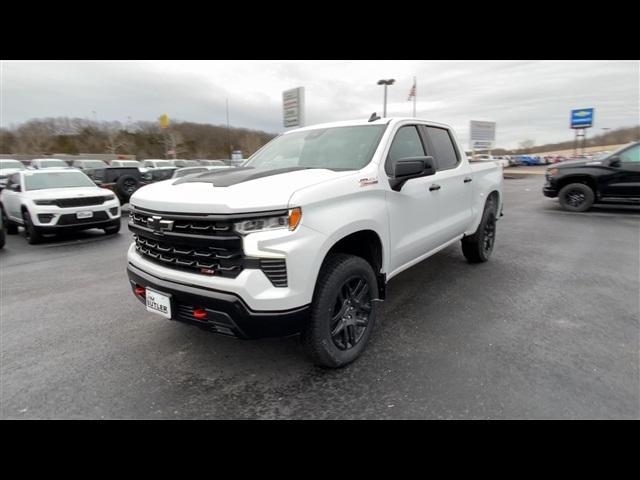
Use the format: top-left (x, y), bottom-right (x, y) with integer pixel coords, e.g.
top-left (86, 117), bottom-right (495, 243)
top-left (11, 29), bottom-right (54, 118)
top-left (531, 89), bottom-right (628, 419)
top-left (130, 167), bottom-right (353, 213)
top-left (0, 168), bottom-right (24, 178)
top-left (23, 186), bottom-right (112, 200)
top-left (554, 158), bottom-right (605, 169)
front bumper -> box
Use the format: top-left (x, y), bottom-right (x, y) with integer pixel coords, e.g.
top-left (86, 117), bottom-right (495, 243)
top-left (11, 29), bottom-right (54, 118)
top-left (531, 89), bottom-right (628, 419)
top-left (543, 182), bottom-right (558, 198)
top-left (127, 262), bottom-right (310, 339)
top-left (30, 201), bottom-right (121, 227)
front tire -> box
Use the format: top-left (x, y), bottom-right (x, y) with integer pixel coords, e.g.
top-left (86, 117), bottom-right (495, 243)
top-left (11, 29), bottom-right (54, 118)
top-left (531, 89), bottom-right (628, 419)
top-left (462, 196), bottom-right (497, 263)
top-left (558, 182), bottom-right (594, 212)
top-left (1, 205), bottom-right (18, 234)
top-left (301, 254), bottom-right (378, 368)
top-left (23, 210), bottom-right (43, 245)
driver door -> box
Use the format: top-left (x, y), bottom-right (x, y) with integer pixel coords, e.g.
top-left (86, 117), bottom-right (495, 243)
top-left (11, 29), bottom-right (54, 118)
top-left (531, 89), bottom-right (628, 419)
top-left (3, 173), bottom-right (22, 220)
top-left (385, 125), bottom-right (442, 274)
top-left (601, 144), bottom-right (640, 198)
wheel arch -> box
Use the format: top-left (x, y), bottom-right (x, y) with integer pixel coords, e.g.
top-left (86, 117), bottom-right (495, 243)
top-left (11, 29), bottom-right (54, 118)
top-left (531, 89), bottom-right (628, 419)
top-left (321, 229), bottom-right (386, 300)
top-left (556, 174), bottom-right (597, 195)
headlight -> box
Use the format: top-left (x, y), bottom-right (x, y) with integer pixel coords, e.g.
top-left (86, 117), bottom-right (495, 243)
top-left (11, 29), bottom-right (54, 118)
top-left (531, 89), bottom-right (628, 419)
top-left (547, 168), bottom-right (558, 177)
top-left (234, 207), bottom-right (302, 235)
top-left (34, 199), bottom-right (57, 205)
top-left (103, 193), bottom-right (116, 201)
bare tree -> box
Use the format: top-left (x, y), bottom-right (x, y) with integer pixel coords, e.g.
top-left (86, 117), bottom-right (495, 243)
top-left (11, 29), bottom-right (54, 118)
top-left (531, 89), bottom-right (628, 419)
top-left (103, 122), bottom-right (128, 154)
top-left (519, 139), bottom-right (535, 151)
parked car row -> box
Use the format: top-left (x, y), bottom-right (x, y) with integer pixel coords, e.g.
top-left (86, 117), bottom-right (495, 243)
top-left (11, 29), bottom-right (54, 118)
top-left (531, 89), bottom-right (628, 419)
top-left (0, 158), bottom-right (238, 203)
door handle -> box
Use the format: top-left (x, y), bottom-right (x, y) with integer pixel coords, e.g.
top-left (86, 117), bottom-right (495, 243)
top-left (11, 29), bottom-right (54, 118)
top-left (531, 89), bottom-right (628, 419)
top-left (429, 184), bottom-right (441, 191)
top-left (464, 177), bottom-right (473, 183)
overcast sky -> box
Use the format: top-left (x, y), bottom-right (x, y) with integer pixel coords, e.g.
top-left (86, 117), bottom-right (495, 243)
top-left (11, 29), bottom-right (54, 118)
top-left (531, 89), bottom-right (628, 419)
top-left (1, 60), bottom-right (638, 149)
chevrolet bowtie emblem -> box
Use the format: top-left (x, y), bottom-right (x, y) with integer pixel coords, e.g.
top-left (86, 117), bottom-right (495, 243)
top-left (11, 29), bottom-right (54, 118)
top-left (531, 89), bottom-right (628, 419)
top-left (147, 215), bottom-right (174, 233)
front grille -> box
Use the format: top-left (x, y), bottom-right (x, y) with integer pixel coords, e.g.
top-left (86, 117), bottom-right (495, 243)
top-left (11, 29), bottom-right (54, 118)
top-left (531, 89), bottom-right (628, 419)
top-left (129, 207), bottom-right (291, 284)
top-left (134, 235), bottom-right (243, 277)
top-left (260, 259), bottom-right (288, 287)
top-left (55, 196), bottom-right (110, 208)
top-left (131, 211), bottom-right (233, 237)
top-left (57, 211), bottom-right (109, 225)
top-left (130, 208), bottom-right (244, 278)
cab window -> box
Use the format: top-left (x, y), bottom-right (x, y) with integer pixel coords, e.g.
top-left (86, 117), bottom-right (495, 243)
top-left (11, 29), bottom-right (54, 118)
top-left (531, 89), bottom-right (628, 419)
top-left (619, 144), bottom-right (640, 163)
top-left (423, 126), bottom-right (460, 170)
top-left (385, 126), bottom-right (426, 176)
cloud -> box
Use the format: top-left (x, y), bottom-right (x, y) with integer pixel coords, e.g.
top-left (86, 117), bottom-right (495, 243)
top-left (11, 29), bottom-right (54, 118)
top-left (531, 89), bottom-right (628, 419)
top-left (1, 60), bottom-right (638, 148)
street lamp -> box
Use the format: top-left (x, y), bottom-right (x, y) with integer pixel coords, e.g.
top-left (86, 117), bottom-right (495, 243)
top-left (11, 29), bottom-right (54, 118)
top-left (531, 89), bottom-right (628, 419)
top-left (377, 79), bottom-right (395, 117)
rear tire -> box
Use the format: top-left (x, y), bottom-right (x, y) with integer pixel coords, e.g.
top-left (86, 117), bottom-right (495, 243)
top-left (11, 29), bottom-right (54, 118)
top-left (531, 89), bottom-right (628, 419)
top-left (115, 175), bottom-right (139, 203)
top-left (104, 221), bottom-right (121, 235)
top-left (462, 196), bottom-right (497, 263)
top-left (23, 210), bottom-right (42, 245)
top-left (558, 182), bottom-right (594, 212)
top-left (301, 254), bottom-right (378, 368)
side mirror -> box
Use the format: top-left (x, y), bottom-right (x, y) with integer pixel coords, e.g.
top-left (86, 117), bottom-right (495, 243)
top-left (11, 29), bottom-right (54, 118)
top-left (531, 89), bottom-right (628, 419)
top-left (608, 156), bottom-right (621, 167)
top-left (389, 156), bottom-right (436, 191)
top-left (10, 183), bottom-right (22, 192)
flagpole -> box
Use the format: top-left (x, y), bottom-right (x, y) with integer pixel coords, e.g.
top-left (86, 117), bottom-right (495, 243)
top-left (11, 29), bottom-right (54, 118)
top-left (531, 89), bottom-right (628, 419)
top-left (413, 76), bottom-right (417, 117)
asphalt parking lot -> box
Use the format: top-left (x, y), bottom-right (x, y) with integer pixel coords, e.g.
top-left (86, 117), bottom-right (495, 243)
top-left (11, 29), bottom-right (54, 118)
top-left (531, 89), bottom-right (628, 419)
top-left (1, 175), bottom-right (638, 419)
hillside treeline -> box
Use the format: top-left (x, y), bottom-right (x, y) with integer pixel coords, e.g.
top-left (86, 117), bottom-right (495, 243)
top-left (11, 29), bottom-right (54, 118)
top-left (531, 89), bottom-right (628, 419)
top-left (494, 125), bottom-right (639, 155)
top-left (0, 117), bottom-right (278, 159)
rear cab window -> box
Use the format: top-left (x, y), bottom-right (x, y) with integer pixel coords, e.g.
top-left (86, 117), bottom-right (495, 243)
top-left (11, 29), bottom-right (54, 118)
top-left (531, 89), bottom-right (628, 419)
top-left (421, 126), bottom-right (460, 171)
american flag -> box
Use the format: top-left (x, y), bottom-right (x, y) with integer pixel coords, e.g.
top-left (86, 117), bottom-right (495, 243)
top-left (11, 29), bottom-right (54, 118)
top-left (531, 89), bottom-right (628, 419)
top-left (407, 81), bottom-right (416, 100)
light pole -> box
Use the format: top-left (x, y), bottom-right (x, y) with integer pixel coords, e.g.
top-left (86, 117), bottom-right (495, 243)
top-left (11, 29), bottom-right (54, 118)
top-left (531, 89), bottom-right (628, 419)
top-left (377, 79), bottom-right (395, 117)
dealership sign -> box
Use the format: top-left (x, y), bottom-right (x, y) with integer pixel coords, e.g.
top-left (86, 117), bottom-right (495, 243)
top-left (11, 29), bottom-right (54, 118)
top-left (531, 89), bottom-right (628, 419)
top-left (570, 108), bottom-right (594, 129)
top-left (283, 87), bottom-right (305, 128)
top-left (470, 120), bottom-right (496, 150)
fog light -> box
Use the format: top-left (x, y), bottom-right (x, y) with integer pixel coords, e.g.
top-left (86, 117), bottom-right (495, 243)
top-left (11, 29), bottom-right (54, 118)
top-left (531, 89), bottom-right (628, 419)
top-left (37, 214), bottom-right (54, 223)
top-left (193, 309), bottom-right (208, 320)
top-left (110, 207), bottom-right (119, 216)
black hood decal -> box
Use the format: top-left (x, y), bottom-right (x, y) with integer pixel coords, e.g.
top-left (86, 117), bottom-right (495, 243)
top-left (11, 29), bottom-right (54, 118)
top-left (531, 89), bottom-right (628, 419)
top-left (172, 166), bottom-right (321, 187)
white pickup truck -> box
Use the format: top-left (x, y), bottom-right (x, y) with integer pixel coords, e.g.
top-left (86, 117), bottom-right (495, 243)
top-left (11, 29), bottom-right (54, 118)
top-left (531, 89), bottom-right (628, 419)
top-left (126, 117), bottom-right (503, 367)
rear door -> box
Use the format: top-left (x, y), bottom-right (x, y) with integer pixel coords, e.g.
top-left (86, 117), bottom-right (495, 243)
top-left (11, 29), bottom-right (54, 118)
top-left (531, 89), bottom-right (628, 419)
top-left (419, 125), bottom-right (473, 246)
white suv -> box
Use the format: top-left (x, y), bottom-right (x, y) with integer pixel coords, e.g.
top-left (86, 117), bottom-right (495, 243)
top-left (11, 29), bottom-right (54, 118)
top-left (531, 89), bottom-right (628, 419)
top-left (0, 169), bottom-right (121, 244)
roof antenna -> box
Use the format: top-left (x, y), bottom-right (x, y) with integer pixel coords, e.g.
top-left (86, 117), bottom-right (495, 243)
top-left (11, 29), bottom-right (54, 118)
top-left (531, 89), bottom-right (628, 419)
top-left (368, 112), bottom-right (381, 122)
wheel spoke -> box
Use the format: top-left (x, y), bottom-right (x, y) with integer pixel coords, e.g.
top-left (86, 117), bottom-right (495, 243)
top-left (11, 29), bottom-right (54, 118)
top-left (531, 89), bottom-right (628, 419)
top-left (331, 320), bottom-right (345, 336)
top-left (355, 317), bottom-right (368, 327)
top-left (347, 325), bottom-right (356, 345)
top-left (352, 281), bottom-right (369, 305)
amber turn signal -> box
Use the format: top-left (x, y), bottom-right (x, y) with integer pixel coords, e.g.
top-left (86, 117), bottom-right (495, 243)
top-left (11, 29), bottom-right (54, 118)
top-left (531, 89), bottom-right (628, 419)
top-left (288, 207), bottom-right (302, 231)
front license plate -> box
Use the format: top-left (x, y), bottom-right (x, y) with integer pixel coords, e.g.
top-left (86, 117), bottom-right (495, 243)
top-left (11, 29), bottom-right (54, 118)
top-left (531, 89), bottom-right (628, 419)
top-left (76, 210), bottom-right (93, 219)
top-left (146, 289), bottom-right (172, 319)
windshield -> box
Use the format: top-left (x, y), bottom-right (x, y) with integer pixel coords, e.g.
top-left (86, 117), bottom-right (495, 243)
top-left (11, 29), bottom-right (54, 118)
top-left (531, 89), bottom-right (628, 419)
top-left (24, 171), bottom-right (96, 191)
top-left (37, 159), bottom-right (68, 168)
top-left (244, 125), bottom-right (386, 171)
top-left (80, 160), bottom-right (107, 168)
top-left (149, 160), bottom-right (173, 168)
top-left (0, 160), bottom-right (25, 170)
top-left (174, 167), bottom-right (207, 178)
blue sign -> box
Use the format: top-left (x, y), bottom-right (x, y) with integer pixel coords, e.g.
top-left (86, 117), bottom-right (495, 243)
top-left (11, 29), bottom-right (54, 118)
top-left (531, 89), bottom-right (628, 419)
top-left (570, 108), bottom-right (594, 129)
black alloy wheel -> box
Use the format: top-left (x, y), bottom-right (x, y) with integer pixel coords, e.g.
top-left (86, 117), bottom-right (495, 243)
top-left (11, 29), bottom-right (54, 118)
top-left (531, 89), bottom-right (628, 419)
top-left (330, 276), bottom-right (372, 351)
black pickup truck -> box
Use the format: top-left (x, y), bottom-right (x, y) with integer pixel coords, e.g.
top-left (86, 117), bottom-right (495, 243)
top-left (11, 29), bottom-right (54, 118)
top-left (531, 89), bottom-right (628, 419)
top-left (89, 167), bottom-right (150, 204)
top-left (543, 141), bottom-right (640, 211)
